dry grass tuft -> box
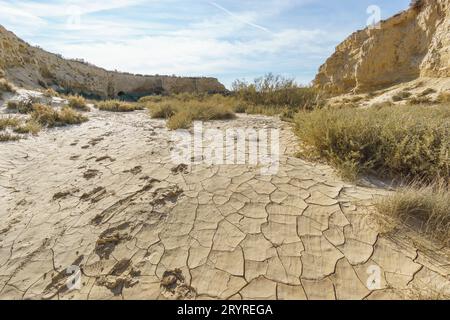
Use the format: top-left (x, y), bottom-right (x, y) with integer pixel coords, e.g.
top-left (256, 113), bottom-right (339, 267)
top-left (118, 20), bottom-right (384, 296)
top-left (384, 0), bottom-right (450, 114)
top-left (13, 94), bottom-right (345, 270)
top-left (96, 100), bottom-right (144, 112)
top-left (0, 132), bottom-right (21, 142)
top-left (437, 91), bottom-right (450, 104)
top-left (376, 180), bottom-right (450, 245)
top-left (6, 99), bottom-right (35, 114)
top-left (13, 119), bottom-right (42, 135)
top-left (0, 116), bottom-right (21, 142)
top-left (0, 78), bottom-right (16, 94)
top-left (148, 95), bottom-right (236, 129)
top-left (31, 104), bottom-right (88, 127)
top-left (67, 95), bottom-right (89, 111)
top-left (0, 117), bottom-right (20, 131)
top-left (392, 90), bottom-right (412, 102)
top-left (43, 88), bottom-right (59, 98)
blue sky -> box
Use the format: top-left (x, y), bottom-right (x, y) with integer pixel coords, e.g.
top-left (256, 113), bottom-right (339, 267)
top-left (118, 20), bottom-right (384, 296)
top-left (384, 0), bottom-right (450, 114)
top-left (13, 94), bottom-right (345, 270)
top-left (0, 0), bottom-right (410, 88)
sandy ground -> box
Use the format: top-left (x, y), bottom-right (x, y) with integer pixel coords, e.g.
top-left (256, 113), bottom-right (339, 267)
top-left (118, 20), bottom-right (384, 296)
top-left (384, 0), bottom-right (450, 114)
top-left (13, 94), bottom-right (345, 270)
top-left (1, 103), bottom-right (450, 300)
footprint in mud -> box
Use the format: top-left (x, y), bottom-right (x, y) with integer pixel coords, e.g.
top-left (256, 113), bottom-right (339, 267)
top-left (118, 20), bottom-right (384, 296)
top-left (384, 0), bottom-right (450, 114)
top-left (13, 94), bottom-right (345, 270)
top-left (171, 164), bottom-right (189, 175)
top-left (42, 256), bottom-right (85, 299)
top-left (161, 269), bottom-right (196, 300)
top-left (95, 223), bottom-right (132, 259)
top-left (88, 137), bottom-right (104, 146)
top-left (123, 166), bottom-right (142, 175)
top-left (83, 169), bottom-right (100, 180)
top-left (80, 186), bottom-right (107, 203)
top-left (95, 260), bottom-right (141, 296)
top-left (96, 155), bottom-right (115, 163)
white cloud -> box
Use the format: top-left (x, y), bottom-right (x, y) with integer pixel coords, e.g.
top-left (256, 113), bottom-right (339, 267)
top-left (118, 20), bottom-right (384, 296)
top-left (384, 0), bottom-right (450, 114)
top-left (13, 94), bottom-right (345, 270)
top-left (0, 0), bottom-right (343, 87)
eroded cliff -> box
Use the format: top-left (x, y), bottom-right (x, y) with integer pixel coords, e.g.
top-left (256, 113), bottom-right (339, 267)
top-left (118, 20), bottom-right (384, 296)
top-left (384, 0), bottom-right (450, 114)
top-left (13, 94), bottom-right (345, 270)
top-left (0, 25), bottom-right (225, 99)
top-left (314, 0), bottom-right (450, 94)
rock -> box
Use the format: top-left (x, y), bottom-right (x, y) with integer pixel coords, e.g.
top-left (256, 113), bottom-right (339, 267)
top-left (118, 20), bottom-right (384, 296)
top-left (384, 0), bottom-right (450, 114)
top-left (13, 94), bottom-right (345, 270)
top-left (315, 0), bottom-right (450, 94)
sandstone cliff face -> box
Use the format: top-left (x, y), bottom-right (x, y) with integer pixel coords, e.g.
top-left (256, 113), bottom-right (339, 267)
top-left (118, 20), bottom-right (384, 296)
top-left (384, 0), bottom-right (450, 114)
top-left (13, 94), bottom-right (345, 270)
top-left (314, 0), bottom-right (450, 94)
top-left (0, 25), bottom-right (225, 99)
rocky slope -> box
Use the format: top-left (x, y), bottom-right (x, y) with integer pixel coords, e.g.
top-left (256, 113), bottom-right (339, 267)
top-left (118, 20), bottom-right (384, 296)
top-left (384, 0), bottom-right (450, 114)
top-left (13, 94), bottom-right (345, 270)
top-left (314, 0), bottom-right (450, 94)
top-left (0, 25), bottom-right (225, 99)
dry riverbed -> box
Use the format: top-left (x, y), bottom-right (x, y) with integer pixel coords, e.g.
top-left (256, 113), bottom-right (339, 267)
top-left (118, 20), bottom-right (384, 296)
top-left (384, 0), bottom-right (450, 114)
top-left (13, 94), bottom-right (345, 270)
top-left (1, 104), bottom-right (450, 300)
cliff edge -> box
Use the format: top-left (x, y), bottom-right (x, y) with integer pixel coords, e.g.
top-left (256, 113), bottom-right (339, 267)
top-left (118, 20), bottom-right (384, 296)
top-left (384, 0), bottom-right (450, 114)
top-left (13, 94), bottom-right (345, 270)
top-left (0, 25), bottom-right (225, 99)
top-left (314, 0), bottom-right (450, 94)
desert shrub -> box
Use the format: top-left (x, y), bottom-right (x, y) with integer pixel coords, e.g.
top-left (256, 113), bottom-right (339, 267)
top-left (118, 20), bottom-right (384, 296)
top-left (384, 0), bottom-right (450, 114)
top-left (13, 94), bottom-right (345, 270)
top-left (149, 102), bottom-right (177, 119)
top-left (294, 104), bottom-right (450, 181)
top-left (148, 98), bottom-right (235, 130)
top-left (419, 88), bottom-right (436, 97)
top-left (392, 90), bottom-right (412, 102)
top-left (0, 117), bottom-right (20, 131)
top-left (138, 95), bottom-right (163, 103)
top-left (31, 104), bottom-right (88, 127)
top-left (6, 98), bottom-right (36, 114)
top-left (67, 95), bottom-right (89, 111)
top-left (437, 91), bottom-right (450, 104)
top-left (0, 133), bottom-right (20, 142)
top-left (232, 73), bottom-right (322, 112)
top-left (409, 95), bottom-right (435, 105)
top-left (166, 111), bottom-right (193, 130)
top-left (13, 119), bottom-right (42, 135)
top-left (43, 88), bottom-right (59, 98)
top-left (233, 104), bottom-right (247, 114)
top-left (376, 180), bottom-right (450, 245)
top-left (96, 100), bottom-right (144, 112)
top-left (245, 104), bottom-right (289, 116)
top-left (0, 78), bottom-right (15, 94)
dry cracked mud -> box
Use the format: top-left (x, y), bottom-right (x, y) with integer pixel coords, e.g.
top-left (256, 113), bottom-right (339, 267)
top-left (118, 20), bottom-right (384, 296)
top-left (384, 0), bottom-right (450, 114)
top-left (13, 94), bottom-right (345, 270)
top-left (1, 109), bottom-right (450, 300)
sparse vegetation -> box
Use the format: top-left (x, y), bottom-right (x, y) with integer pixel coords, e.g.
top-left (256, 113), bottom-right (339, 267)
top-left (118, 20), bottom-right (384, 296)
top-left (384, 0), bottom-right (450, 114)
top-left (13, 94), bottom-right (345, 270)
top-left (148, 95), bottom-right (236, 130)
top-left (31, 104), bottom-right (88, 127)
top-left (232, 73), bottom-right (323, 113)
top-left (96, 100), bottom-right (144, 112)
top-left (376, 180), bottom-right (450, 245)
top-left (392, 90), bottom-right (412, 102)
top-left (294, 104), bottom-right (450, 181)
top-left (0, 78), bottom-right (16, 94)
top-left (0, 133), bottom-right (20, 142)
top-left (408, 95), bottom-right (434, 105)
top-left (419, 88), bottom-right (436, 97)
top-left (138, 95), bottom-right (163, 103)
top-left (437, 91), bottom-right (450, 104)
top-left (0, 117), bottom-right (22, 142)
top-left (7, 98), bottom-right (38, 114)
top-left (43, 88), bottom-right (59, 98)
top-left (13, 119), bottom-right (42, 135)
top-left (0, 117), bottom-right (20, 131)
top-left (67, 95), bottom-right (90, 111)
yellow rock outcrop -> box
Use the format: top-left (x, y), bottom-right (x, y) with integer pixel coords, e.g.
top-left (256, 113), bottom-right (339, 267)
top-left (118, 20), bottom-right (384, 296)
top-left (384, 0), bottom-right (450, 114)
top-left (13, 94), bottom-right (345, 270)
top-left (314, 0), bottom-right (450, 94)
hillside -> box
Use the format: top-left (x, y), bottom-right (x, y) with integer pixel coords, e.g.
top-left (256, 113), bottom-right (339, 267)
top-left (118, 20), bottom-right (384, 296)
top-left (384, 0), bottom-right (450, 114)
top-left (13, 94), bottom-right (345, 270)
top-left (314, 0), bottom-right (450, 94)
top-left (0, 25), bottom-right (225, 99)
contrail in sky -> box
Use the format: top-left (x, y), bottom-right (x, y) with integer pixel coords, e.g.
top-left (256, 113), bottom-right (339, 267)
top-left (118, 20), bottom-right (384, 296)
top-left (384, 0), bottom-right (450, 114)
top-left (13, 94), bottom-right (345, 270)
top-left (209, 1), bottom-right (273, 34)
